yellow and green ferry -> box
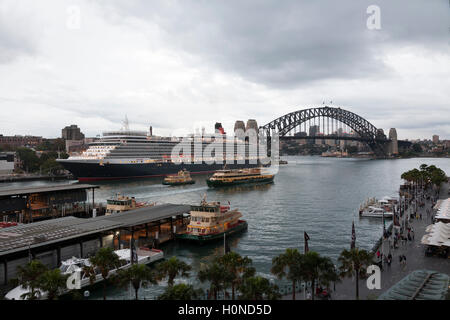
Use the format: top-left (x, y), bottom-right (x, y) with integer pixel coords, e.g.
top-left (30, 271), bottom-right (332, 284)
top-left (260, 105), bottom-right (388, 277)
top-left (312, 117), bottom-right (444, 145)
top-left (162, 169), bottom-right (195, 186)
top-left (206, 167), bottom-right (274, 188)
top-left (175, 197), bottom-right (248, 243)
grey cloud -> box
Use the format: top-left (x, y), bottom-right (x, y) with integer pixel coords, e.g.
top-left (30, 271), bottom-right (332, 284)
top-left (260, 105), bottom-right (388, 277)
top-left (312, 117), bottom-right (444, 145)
top-left (105, 0), bottom-right (449, 88)
top-left (0, 5), bottom-right (39, 63)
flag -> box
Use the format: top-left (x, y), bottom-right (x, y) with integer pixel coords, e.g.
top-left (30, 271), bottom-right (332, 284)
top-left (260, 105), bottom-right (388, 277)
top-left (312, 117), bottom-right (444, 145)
top-left (224, 233), bottom-right (231, 254)
top-left (351, 221), bottom-right (356, 249)
top-left (304, 232), bottom-right (310, 253)
top-left (130, 237), bottom-right (138, 264)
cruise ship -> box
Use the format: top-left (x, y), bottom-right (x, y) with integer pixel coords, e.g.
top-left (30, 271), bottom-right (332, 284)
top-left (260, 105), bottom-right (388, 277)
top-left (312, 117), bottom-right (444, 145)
top-left (58, 125), bottom-right (266, 181)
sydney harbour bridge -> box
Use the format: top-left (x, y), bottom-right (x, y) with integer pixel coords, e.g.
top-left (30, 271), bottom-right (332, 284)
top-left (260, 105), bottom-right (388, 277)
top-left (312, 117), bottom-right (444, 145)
top-left (256, 106), bottom-right (406, 158)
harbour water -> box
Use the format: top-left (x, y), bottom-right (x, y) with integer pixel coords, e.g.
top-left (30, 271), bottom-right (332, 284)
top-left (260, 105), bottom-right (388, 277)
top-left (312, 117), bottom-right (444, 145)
top-left (2, 156), bottom-right (449, 299)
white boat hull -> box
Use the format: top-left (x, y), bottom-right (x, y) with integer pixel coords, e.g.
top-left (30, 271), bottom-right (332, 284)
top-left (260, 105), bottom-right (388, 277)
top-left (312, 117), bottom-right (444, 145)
top-left (4, 249), bottom-right (164, 300)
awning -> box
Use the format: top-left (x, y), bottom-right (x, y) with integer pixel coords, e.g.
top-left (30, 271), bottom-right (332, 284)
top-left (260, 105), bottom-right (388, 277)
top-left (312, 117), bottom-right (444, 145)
top-left (378, 270), bottom-right (449, 300)
top-left (421, 222), bottom-right (450, 247)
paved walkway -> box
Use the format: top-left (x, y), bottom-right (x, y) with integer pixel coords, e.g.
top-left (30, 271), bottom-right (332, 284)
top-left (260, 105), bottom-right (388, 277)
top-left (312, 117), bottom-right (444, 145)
top-left (282, 182), bottom-right (450, 300)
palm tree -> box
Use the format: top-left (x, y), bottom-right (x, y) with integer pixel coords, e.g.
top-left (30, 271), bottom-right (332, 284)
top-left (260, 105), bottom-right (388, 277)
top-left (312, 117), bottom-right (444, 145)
top-left (14, 260), bottom-right (48, 300)
top-left (197, 262), bottom-right (232, 300)
top-left (114, 263), bottom-right (157, 300)
top-left (88, 247), bottom-right (124, 300)
top-left (338, 248), bottom-right (373, 300)
top-left (156, 256), bottom-right (192, 287)
top-left (271, 248), bottom-right (302, 300)
top-left (238, 276), bottom-right (280, 300)
top-left (38, 269), bottom-right (69, 300)
top-left (158, 283), bottom-right (203, 300)
top-left (216, 252), bottom-right (255, 300)
top-left (298, 251), bottom-right (338, 300)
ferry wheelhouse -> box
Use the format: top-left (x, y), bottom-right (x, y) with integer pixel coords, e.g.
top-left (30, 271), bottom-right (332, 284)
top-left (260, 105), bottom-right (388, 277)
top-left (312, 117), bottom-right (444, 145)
top-left (105, 194), bottom-right (155, 215)
top-left (175, 198), bottom-right (247, 242)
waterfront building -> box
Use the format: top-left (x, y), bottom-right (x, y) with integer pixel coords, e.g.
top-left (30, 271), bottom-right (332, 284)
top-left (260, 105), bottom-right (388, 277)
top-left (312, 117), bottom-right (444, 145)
top-left (65, 139), bottom-right (86, 153)
top-left (0, 184), bottom-right (100, 223)
top-left (0, 152), bottom-right (15, 175)
top-left (0, 134), bottom-right (43, 148)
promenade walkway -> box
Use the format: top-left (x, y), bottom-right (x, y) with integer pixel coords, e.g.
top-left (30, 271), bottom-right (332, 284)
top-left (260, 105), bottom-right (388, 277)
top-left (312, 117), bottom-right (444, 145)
top-left (282, 182), bottom-right (450, 300)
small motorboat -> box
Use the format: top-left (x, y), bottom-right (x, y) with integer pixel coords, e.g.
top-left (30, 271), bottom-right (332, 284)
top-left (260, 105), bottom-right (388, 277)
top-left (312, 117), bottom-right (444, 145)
top-left (359, 206), bottom-right (393, 218)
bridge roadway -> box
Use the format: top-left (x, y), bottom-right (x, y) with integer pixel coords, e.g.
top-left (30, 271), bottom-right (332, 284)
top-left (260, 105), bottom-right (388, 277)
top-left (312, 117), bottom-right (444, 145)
top-left (280, 135), bottom-right (389, 143)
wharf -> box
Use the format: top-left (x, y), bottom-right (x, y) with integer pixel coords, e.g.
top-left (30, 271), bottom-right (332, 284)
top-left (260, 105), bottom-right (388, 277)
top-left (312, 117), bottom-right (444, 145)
top-left (0, 174), bottom-right (73, 183)
top-left (0, 203), bottom-right (191, 287)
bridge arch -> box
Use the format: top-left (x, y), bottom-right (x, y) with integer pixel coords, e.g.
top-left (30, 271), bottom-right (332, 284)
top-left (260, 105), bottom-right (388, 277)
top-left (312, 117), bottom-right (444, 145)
top-left (260, 106), bottom-right (389, 156)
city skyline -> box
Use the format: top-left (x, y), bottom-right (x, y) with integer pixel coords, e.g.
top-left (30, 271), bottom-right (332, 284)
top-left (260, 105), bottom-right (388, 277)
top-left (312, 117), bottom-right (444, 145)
top-left (0, 0), bottom-right (449, 140)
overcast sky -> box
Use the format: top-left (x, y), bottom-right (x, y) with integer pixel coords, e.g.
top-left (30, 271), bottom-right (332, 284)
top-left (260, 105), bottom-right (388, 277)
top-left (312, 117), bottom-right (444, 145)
top-left (0, 0), bottom-right (449, 140)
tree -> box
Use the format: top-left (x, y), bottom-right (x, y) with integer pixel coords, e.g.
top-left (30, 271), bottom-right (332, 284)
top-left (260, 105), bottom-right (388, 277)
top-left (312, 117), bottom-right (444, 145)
top-left (13, 260), bottom-right (48, 300)
top-left (238, 276), bottom-right (280, 300)
top-left (158, 283), bottom-right (203, 300)
top-left (197, 262), bottom-right (232, 300)
top-left (87, 247), bottom-right (124, 300)
top-left (16, 148), bottom-right (41, 173)
top-left (338, 248), bottom-right (373, 300)
top-left (271, 248), bottom-right (302, 300)
top-left (297, 251), bottom-right (339, 300)
top-left (412, 143), bottom-right (422, 154)
top-left (345, 145), bottom-right (358, 154)
top-left (40, 158), bottom-right (63, 175)
top-left (156, 256), bottom-right (192, 287)
top-left (114, 263), bottom-right (157, 300)
top-left (216, 252), bottom-right (255, 300)
top-left (38, 269), bottom-right (69, 300)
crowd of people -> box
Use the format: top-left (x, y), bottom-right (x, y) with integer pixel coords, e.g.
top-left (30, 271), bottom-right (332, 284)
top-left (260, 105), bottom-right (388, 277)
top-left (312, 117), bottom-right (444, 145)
top-left (376, 185), bottom-right (439, 274)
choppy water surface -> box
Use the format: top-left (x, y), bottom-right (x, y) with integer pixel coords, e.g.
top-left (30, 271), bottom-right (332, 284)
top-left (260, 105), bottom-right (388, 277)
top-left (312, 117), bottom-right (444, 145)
top-left (3, 156), bottom-right (449, 299)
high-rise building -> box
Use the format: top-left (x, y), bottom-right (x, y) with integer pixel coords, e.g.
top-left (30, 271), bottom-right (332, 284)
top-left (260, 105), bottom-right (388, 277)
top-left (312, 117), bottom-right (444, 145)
top-left (308, 125), bottom-right (319, 144)
top-left (432, 135), bottom-right (439, 144)
top-left (62, 125), bottom-right (85, 141)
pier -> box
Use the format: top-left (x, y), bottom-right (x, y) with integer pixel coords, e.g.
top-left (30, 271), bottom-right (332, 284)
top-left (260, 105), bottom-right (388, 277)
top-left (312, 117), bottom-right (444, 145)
top-left (0, 203), bottom-right (190, 287)
top-left (0, 184), bottom-right (100, 223)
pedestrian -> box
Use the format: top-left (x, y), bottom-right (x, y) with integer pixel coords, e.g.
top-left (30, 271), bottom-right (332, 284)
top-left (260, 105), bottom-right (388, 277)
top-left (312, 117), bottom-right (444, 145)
top-left (399, 255), bottom-right (403, 265)
top-left (376, 250), bottom-right (380, 260)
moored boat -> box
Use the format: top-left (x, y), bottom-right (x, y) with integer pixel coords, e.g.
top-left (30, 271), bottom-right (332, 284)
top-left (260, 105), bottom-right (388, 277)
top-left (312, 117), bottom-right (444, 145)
top-left (359, 206), bottom-right (393, 218)
top-left (106, 193), bottom-right (155, 215)
top-left (175, 197), bottom-right (247, 243)
top-left (4, 248), bottom-right (164, 300)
